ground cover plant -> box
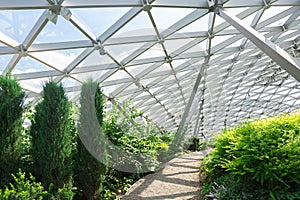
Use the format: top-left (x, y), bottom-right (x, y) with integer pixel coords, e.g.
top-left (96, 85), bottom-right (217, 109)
top-left (200, 112), bottom-right (300, 200)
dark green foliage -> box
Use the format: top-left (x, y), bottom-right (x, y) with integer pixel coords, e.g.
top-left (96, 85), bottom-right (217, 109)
top-left (201, 112), bottom-right (300, 199)
top-left (74, 81), bottom-right (107, 200)
top-left (0, 75), bottom-right (25, 187)
top-left (187, 137), bottom-right (202, 151)
top-left (30, 81), bottom-right (74, 199)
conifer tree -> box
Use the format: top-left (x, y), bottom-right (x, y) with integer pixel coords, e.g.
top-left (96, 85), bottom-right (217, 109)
top-left (74, 80), bottom-right (107, 200)
top-left (30, 81), bottom-right (74, 198)
top-left (0, 75), bottom-right (25, 187)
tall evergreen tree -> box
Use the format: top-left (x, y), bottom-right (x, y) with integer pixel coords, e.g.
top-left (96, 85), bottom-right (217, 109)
top-left (30, 81), bottom-right (74, 198)
top-left (74, 80), bottom-right (107, 200)
top-left (0, 75), bottom-right (25, 187)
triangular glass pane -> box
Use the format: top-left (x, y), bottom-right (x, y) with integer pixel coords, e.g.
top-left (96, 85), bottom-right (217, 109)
top-left (78, 51), bottom-right (113, 68)
top-left (34, 17), bottom-right (88, 43)
top-left (12, 56), bottom-right (56, 74)
top-left (260, 6), bottom-right (291, 24)
top-left (242, 12), bottom-right (257, 26)
top-left (164, 38), bottom-right (192, 54)
top-left (30, 48), bottom-right (84, 71)
top-left (140, 76), bottom-right (161, 87)
top-left (71, 7), bottom-right (131, 37)
top-left (66, 91), bottom-right (80, 101)
top-left (104, 69), bottom-right (131, 82)
top-left (105, 42), bottom-right (147, 61)
top-left (0, 54), bottom-right (14, 73)
top-left (19, 77), bottom-right (57, 94)
top-left (0, 10), bottom-right (44, 43)
top-left (134, 43), bottom-right (165, 60)
top-left (212, 35), bottom-right (233, 46)
top-left (61, 77), bottom-right (81, 88)
top-left (151, 7), bottom-right (194, 30)
top-left (267, 14), bottom-right (292, 27)
top-left (126, 63), bottom-right (150, 77)
top-left (102, 83), bottom-right (125, 96)
top-left (214, 14), bottom-right (227, 27)
top-left (178, 12), bottom-right (210, 33)
top-left (147, 63), bottom-right (171, 74)
top-left (115, 12), bottom-right (156, 37)
top-left (75, 70), bottom-right (108, 82)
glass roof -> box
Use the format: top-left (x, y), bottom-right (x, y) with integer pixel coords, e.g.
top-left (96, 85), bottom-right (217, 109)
top-left (0, 0), bottom-right (299, 138)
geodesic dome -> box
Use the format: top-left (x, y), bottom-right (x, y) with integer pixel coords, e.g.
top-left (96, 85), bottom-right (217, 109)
top-left (0, 0), bottom-right (299, 137)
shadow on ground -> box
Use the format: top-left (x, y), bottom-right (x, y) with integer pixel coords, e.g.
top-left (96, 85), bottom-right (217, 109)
top-left (121, 151), bottom-right (210, 200)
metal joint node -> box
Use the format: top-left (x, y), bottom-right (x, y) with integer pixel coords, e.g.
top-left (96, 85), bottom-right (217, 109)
top-left (141, 0), bottom-right (152, 11)
top-left (263, 0), bottom-right (271, 9)
top-left (19, 45), bottom-right (27, 57)
top-left (165, 56), bottom-right (173, 63)
top-left (63, 69), bottom-right (68, 75)
top-left (94, 40), bottom-right (106, 55)
top-left (135, 79), bottom-right (141, 87)
top-left (158, 37), bottom-right (165, 44)
top-left (143, 86), bottom-right (149, 92)
top-left (119, 65), bottom-right (126, 70)
top-left (47, 3), bottom-right (72, 23)
top-left (207, 32), bottom-right (214, 39)
top-left (281, 25), bottom-right (287, 32)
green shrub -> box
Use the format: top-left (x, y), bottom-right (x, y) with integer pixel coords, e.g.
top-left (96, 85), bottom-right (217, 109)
top-left (30, 81), bottom-right (74, 199)
top-left (201, 112), bottom-right (300, 199)
top-left (0, 75), bottom-right (25, 187)
top-left (102, 100), bottom-right (176, 172)
top-left (0, 169), bottom-right (48, 200)
top-left (74, 81), bottom-right (108, 200)
top-left (187, 137), bottom-right (202, 151)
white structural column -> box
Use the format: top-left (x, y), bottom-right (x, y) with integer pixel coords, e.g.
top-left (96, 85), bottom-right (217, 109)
top-left (176, 57), bottom-right (209, 135)
top-left (218, 7), bottom-right (300, 82)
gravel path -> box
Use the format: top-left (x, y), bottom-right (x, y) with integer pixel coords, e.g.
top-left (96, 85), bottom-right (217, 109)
top-left (121, 151), bottom-right (210, 200)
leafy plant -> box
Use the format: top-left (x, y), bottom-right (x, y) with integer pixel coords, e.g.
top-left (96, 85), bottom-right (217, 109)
top-left (0, 75), bottom-right (25, 187)
top-left (0, 169), bottom-right (48, 200)
top-left (30, 81), bottom-right (74, 199)
top-left (201, 112), bottom-right (300, 199)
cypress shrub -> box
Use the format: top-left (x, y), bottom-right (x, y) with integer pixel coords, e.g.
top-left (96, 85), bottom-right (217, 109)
top-left (0, 75), bottom-right (25, 187)
top-left (74, 80), bottom-right (107, 200)
top-left (30, 81), bottom-right (74, 199)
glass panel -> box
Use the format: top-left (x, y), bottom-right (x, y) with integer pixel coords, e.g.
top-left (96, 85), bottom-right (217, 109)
top-left (71, 7), bottom-right (131, 36)
top-left (30, 48), bottom-right (84, 71)
top-left (19, 77), bottom-right (57, 93)
top-left (151, 7), bottom-right (194, 30)
top-left (34, 17), bottom-right (88, 43)
top-left (0, 54), bottom-right (14, 73)
top-left (178, 12), bottom-right (209, 33)
top-left (0, 10), bottom-right (44, 43)
top-left (12, 56), bottom-right (55, 74)
top-left (115, 12), bottom-right (155, 37)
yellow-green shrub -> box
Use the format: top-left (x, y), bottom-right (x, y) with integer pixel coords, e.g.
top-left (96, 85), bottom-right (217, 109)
top-left (201, 112), bottom-right (300, 198)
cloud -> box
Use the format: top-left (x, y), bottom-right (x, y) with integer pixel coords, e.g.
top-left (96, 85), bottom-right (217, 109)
top-left (30, 51), bottom-right (77, 71)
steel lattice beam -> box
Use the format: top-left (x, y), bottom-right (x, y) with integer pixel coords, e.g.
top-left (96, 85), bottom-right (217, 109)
top-left (218, 7), bottom-right (300, 82)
